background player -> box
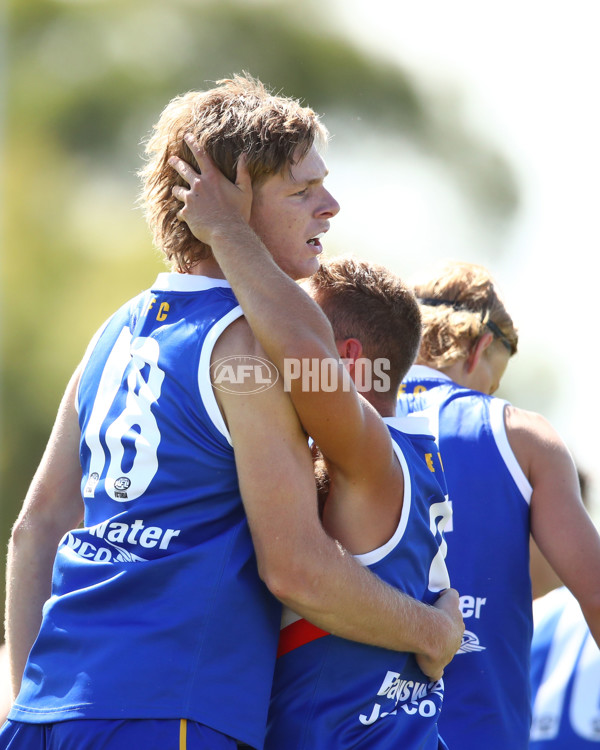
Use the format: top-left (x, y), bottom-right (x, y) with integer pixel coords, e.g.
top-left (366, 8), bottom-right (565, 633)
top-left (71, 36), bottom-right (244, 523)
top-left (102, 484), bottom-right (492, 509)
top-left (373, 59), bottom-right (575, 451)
top-left (396, 260), bottom-right (600, 750)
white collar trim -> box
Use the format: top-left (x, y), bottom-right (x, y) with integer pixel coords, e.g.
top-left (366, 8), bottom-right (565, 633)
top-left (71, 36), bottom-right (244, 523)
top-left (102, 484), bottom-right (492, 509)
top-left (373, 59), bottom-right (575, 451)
top-left (407, 364), bottom-right (453, 383)
top-left (152, 272), bottom-right (232, 292)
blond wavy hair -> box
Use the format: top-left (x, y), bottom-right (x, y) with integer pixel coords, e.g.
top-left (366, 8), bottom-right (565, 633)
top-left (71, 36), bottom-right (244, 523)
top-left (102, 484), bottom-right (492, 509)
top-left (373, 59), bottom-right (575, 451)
top-left (413, 261), bottom-right (518, 369)
top-left (139, 73), bottom-right (328, 272)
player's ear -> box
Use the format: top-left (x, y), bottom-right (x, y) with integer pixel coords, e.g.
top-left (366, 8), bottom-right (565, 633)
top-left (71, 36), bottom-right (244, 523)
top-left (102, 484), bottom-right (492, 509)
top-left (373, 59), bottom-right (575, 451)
top-left (336, 337), bottom-right (363, 365)
top-left (465, 332), bottom-right (493, 374)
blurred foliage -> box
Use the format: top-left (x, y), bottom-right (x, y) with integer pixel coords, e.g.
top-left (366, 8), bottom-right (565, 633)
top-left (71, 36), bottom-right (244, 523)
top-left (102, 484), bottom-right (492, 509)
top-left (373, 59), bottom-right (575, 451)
top-left (0, 0), bottom-right (519, 637)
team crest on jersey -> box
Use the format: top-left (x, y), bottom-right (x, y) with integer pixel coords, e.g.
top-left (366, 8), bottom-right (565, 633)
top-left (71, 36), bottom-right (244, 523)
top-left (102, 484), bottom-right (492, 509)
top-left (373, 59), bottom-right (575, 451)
top-left (457, 629), bottom-right (486, 654)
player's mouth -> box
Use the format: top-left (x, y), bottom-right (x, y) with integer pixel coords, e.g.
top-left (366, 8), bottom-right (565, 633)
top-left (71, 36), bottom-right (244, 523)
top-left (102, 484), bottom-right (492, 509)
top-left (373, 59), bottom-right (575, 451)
top-left (307, 232), bottom-right (326, 254)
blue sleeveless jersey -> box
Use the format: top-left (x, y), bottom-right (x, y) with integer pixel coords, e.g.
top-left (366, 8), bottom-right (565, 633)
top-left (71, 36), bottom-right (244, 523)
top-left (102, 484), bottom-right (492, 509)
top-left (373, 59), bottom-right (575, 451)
top-left (530, 586), bottom-right (600, 747)
top-left (265, 416), bottom-right (452, 749)
top-left (9, 273), bottom-right (281, 750)
top-left (397, 365), bottom-right (534, 750)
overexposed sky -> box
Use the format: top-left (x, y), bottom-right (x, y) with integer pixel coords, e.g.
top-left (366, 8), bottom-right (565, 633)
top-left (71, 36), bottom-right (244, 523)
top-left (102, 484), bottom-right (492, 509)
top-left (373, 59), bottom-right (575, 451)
top-left (323, 0), bottom-right (600, 503)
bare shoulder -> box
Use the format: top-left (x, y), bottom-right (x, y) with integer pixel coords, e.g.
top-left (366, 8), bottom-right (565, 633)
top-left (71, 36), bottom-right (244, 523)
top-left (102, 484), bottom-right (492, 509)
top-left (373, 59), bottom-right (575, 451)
top-left (209, 314), bottom-right (297, 432)
top-left (505, 404), bottom-right (564, 450)
top-left (211, 315), bottom-right (265, 360)
top-left (504, 404), bottom-right (575, 483)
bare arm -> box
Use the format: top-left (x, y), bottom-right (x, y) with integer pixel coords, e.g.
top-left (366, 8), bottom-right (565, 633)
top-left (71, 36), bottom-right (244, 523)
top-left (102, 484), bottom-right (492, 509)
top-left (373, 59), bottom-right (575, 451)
top-left (5, 369), bottom-right (84, 697)
top-left (506, 405), bottom-right (600, 645)
top-left (213, 320), bottom-right (462, 678)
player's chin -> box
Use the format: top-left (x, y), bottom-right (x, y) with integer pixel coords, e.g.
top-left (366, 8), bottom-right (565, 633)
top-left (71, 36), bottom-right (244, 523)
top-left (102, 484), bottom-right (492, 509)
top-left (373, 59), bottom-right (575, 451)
top-left (295, 254), bottom-right (321, 281)
top-left (284, 249), bottom-right (322, 281)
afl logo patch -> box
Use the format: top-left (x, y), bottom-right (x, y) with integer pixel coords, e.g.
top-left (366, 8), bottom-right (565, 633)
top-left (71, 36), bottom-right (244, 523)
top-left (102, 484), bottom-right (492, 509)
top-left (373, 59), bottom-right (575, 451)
top-left (113, 476), bottom-right (132, 498)
top-left (114, 477), bottom-right (131, 491)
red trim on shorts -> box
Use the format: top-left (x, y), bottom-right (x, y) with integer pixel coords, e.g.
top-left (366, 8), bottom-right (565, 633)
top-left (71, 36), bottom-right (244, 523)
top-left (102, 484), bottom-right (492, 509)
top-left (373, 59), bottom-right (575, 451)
top-left (277, 619), bottom-right (329, 657)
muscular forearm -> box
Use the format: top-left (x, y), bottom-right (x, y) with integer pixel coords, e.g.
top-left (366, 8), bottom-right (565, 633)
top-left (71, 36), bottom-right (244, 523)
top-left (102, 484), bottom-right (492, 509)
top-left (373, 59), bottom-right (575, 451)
top-left (265, 532), bottom-right (462, 675)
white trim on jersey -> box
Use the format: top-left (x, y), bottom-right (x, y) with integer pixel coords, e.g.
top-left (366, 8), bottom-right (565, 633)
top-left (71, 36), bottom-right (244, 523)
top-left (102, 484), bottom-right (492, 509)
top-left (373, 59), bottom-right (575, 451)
top-left (489, 398), bottom-right (533, 504)
top-left (152, 272), bottom-right (239, 445)
top-left (75, 318), bottom-right (111, 414)
top-left (197, 305), bottom-right (244, 446)
top-left (396, 366), bottom-right (449, 444)
top-left (405, 364), bottom-right (453, 384)
top-left (281, 607), bottom-right (302, 629)
top-left (152, 272), bottom-right (232, 292)
top-left (385, 414), bottom-right (435, 438)
top-left (394, 402), bottom-right (442, 446)
top-left (354, 437), bottom-right (412, 566)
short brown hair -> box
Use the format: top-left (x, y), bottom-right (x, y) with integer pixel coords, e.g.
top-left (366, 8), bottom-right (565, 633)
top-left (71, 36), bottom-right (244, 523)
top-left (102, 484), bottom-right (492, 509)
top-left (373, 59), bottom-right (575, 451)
top-left (305, 256), bottom-right (422, 395)
top-left (139, 73), bottom-right (328, 272)
top-left (413, 261), bottom-right (518, 368)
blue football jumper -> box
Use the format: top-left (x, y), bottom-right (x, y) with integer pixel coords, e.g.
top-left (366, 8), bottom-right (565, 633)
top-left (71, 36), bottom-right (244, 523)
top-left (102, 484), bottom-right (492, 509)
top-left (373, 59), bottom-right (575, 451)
top-left (397, 365), bottom-right (533, 750)
top-left (530, 586), bottom-right (600, 747)
top-left (8, 274), bottom-right (281, 750)
top-left (266, 416), bottom-right (452, 749)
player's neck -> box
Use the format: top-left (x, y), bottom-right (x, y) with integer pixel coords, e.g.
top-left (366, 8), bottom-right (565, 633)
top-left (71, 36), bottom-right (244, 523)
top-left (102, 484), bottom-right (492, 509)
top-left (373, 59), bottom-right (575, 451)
top-left (188, 255), bottom-right (226, 279)
top-left (362, 390), bottom-right (396, 418)
top-left (438, 360), bottom-right (469, 388)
